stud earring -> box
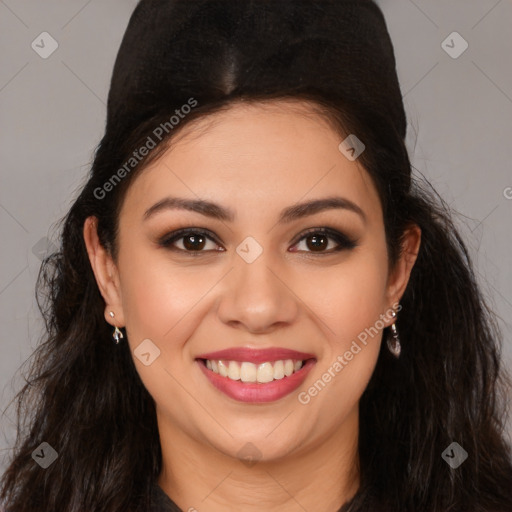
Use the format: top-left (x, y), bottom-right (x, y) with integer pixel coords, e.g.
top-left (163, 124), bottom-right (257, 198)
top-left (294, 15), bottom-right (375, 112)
top-left (386, 310), bottom-right (401, 358)
top-left (109, 311), bottom-right (124, 344)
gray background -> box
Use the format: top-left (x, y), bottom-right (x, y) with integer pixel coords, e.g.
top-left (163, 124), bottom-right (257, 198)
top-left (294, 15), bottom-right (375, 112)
top-left (1, 0), bottom-right (511, 474)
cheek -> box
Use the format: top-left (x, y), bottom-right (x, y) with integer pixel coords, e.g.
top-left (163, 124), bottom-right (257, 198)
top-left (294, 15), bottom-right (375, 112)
top-left (116, 246), bottom-right (214, 424)
top-left (302, 249), bottom-right (389, 344)
top-left (295, 248), bottom-right (388, 417)
top-left (116, 243), bottom-right (208, 347)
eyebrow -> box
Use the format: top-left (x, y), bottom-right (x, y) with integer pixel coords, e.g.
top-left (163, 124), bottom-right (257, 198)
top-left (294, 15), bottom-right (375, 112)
top-left (143, 195), bottom-right (367, 224)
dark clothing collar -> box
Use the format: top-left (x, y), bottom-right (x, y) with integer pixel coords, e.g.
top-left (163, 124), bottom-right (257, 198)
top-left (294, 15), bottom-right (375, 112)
top-left (150, 483), bottom-right (182, 512)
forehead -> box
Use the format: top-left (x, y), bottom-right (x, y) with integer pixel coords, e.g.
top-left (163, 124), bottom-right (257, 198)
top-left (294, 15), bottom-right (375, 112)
top-left (121, 100), bottom-right (382, 224)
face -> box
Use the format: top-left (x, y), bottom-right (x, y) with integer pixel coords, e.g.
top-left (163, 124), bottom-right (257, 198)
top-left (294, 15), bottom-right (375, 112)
top-left (85, 100), bottom-right (419, 464)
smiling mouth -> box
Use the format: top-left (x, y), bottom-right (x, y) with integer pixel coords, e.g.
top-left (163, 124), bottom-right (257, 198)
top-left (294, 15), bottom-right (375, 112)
top-left (196, 358), bottom-right (315, 384)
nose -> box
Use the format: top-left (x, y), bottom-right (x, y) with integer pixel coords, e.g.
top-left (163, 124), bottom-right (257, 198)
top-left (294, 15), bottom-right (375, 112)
top-left (216, 253), bottom-right (299, 334)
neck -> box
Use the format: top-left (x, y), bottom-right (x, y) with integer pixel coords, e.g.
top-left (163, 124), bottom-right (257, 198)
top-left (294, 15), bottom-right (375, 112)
top-left (157, 406), bottom-right (360, 512)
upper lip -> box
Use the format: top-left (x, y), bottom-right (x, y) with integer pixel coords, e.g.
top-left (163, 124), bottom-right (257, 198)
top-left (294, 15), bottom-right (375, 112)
top-left (196, 347), bottom-right (316, 364)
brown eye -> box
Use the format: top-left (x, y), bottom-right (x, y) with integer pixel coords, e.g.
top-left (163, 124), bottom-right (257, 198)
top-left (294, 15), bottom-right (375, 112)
top-left (159, 229), bottom-right (221, 253)
top-left (304, 233), bottom-right (329, 252)
top-left (182, 233), bottom-right (207, 251)
top-left (290, 228), bottom-right (358, 254)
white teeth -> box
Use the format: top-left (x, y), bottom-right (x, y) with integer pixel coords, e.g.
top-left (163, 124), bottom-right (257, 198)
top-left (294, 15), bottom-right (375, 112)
top-left (257, 362), bottom-right (274, 383)
top-left (273, 360), bottom-right (285, 380)
top-left (240, 362), bottom-right (257, 383)
top-left (218, 360), bottom-right (229, 377)
top-left (203, 358), bottom-right (307, 383)
top-left (284, 360), bottom-right (294, 376)
top-left (228, 361), bottom-right (241, 380)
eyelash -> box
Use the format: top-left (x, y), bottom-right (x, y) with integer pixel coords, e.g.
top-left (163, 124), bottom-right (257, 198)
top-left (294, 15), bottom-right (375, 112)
top-left (158, 227), bottom-right (358, 256)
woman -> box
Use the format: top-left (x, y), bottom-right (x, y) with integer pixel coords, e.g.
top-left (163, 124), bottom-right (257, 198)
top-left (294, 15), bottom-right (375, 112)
top-left (1, 0), bottom-right (512, 511)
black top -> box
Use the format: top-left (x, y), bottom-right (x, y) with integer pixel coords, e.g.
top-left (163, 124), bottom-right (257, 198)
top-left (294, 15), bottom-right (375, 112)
top-left (150, 484), bottom-right (182, 512)
top-left (150, 483), bottom-right (360, 512)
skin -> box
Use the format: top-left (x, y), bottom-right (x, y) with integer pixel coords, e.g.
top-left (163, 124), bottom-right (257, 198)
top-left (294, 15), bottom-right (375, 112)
top-left (84, 100), bottom-right (421, 512)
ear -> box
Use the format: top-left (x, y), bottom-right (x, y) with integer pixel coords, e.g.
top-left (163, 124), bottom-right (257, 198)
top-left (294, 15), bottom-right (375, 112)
top-left (83, 216), bottom-right (125, 327)
top-left (384, 223), bottom-right (421, 318)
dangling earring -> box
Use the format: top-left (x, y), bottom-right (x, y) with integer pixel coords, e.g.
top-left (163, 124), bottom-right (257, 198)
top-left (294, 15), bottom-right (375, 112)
top-left (387, 310), bottom-right (401, 358)
top-left (109, 311), bottom-right (124, 344)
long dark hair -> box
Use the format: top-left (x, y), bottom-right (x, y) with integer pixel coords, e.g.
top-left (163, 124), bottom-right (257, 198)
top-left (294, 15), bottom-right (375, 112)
top-left (2, 1), bottom-right (512, 511)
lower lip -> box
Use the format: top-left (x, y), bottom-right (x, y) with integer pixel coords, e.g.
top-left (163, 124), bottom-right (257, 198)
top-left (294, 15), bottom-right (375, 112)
top-left (196, 358), bottom-right (316, 403)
